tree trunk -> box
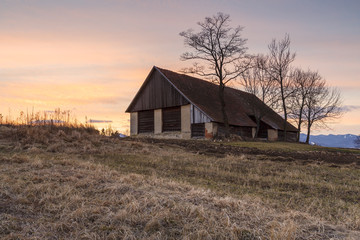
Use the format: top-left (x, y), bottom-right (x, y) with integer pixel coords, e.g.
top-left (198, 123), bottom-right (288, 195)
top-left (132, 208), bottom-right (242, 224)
top-left (255, 119), bottom-right (260, 138)
top-left (306, 121), bottom-right (311, 144)
top-left (296, 121), bottom-right (301, 142)
top-left (297, 100), bottom-right (304, 142)
top-left (255, 115), bottom-right (261, 138)
top-left (218, 84), bottom-right (230, 138)
top-left (283, 112), bottom-right (287, 141)
top-left (280, 75), bottom-right (287, 142)
top-left (282, 97), bottom-right (287, 141)
top-left (306, 103), bottom-right (312, 144)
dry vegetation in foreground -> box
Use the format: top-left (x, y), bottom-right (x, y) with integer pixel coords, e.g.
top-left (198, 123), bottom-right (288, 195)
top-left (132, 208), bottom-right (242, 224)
top-left (1, 125), bottom-right (360, 239)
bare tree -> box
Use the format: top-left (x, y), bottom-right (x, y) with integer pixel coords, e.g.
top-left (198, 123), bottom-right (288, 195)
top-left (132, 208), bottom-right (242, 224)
top-left (288, 69), bottom-right (322, 141)
top-left (241, 55), bottom-right (279, 107)
top-left (267, 34), bottom-right (296, 140)
top-left (180, 12), bottom-right (251, 137)
top-left (241, 54), bottom-right (279, 137)
top-left (303, 83), bottom-right (342, 144)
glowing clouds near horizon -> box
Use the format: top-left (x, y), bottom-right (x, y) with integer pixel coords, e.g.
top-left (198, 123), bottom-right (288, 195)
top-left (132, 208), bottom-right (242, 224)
top-left (0, 0), bottom-right (359, 134)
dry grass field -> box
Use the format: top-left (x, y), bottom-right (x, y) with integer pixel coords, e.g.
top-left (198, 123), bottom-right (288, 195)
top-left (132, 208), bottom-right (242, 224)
top-left (1, 125), bottom-right (360, 239)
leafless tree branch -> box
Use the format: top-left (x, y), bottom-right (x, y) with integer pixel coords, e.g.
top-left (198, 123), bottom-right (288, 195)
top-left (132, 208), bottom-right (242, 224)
top-left (180, 12), bottom-right (249, 137)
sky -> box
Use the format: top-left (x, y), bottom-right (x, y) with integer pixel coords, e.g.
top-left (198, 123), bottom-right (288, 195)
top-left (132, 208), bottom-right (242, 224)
top-left (0, 0), bottom-right (359, 135)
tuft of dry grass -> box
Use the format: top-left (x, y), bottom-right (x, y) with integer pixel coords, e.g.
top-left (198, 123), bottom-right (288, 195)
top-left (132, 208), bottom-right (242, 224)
top-left (1, 125), bottom-right (360, 239)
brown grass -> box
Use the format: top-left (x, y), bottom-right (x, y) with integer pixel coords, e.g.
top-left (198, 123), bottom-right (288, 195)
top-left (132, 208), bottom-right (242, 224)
top-left (224, 140), bottom-right (360, 154)
top-left (1, 125), bottom-right (360, 239)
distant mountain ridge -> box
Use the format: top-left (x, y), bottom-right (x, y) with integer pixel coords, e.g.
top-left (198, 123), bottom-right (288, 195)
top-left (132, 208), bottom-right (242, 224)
top-left (300, 133), bottom-right (359, 149)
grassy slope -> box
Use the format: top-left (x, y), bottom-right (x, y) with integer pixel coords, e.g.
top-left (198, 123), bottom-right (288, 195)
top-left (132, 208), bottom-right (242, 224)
top-left (224, 140), bottom-right (360, 154)
top-left (1, 125), bottom-right (360, 239)
top-left (94, 142), bottom-right (360, 229)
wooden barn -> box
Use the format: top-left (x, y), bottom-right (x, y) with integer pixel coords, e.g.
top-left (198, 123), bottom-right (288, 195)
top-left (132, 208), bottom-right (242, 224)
top-left (126, 66), bottom-right (298, 141)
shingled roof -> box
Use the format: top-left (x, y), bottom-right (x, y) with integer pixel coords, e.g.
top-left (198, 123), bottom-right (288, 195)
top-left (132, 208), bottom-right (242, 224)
top-left (128, 66), bottom-right (298, 132)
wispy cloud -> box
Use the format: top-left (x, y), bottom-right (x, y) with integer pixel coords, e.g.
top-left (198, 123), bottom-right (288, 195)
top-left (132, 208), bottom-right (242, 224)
top-left (89, 119), bottom-right (113, 123)
top-left (340, 105), bottom-right (360, 112)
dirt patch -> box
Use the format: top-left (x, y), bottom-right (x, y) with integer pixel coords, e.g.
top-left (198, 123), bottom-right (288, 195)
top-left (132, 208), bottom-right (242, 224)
top-left (128, 138), bottom-right (360, 166)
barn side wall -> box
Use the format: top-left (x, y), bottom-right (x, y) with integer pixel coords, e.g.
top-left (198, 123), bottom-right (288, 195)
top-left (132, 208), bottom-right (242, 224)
top-left (205, 122), bottom-right (218, 139)
top-left (154, 109), bottom-right (162, 134)
top-left (278, 130), bottom-right (297, 142)
top-left (130, 112), bottom-right (138, 136)
top-left (181, 104), bottom-right (191, 139)
top-left (267, 129), bottom-right (278, 141)
top-left (216, 123), bottom-right (253, 139)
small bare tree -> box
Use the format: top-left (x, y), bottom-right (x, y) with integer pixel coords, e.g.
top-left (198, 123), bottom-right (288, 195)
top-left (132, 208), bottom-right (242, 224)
top-left (303, 83), bottom-right (342, 144)
top-left (241, 54), bottom-right (279, 137)
top-left (267, 34), bottom-right (296, 140)
top-left (288, 69), bottom-right (322, 141)
top-left (180, 12), bottom-right (251, 137)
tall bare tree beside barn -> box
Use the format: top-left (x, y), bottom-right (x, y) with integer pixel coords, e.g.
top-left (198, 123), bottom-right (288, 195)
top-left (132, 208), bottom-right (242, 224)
top-left (267, 34), bottom-right (296, 140)
top-left (303, 82), bottom-right (342, 144)
top-left (288, 69), bottom-right (322, 141)
top-left (180, 12), bottom-right (251, 137)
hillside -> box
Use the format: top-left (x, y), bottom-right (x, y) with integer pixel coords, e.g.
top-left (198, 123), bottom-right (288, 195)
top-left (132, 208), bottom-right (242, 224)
top-left (300, 133), bottom-right (359, 148)
top-left (1, 125), bottom-right (360, 239)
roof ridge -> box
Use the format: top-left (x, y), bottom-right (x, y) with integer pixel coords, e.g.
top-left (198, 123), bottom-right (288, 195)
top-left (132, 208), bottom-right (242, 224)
top-left (155, 67), bottom-right (252, 95)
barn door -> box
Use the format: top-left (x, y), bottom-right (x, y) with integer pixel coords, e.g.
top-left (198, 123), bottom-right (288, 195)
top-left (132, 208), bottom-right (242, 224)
top-left (138, 110), bottom-right (154, 133)
top-left (162, 106), bottom-right (181, 132)
top-left (191, 123), bottom-right (205, 137)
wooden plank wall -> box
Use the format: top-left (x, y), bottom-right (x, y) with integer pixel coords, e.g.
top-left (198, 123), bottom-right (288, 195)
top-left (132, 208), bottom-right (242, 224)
top-left (278, 131), bottom-right (297, 142)
top-left (191, 105), bottom-right (211, 124)
top-left (162, 107), bottom-right (181, 132)
top-left (191, 123), bottom-right (205, 137)
top-left (128, 70), bottom-right (189, 112)
top-left (138, 110), bottom-right (154, 133)
top-left (217, 124), bottom-right (253, 138)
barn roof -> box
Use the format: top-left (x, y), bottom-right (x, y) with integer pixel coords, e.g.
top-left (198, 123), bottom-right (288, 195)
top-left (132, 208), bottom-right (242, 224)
top-left (127, 66), bottom-right (298, 132)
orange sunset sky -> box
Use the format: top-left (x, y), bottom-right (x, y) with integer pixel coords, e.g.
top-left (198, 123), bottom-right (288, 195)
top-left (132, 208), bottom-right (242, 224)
top-left (1, 0), bottom-right (359, 135)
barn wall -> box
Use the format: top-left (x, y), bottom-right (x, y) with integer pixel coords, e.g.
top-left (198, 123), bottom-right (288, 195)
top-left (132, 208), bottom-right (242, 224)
top-left (257, 122), bottom-right (269, 138)
top-left (278, 131), bottom-right (297, 142)
top-left (268, 129), bottom-right (278, 141)
top-left (191, 123), bottom-right (205, 137)
top-left (287, 132), bottom-right (298, 142)
top-left (154, 109), bottom-right (162, 134)
top-left (191, 105), bottom-right (211, 124)
top-left (162, 106), bottom-right (181, 132)
top-left (138, 110), bottom-right (154, 133)
top-left (181, 104), bottom-right (191, 139)
top-left (205, 122), bottom-right (218, 139)
top-left (128, 70), bottom-right (189, 112)
top-left (217, 124), bottom-right (253, 138)
top-left (130, 112), bottom-right (138, 136)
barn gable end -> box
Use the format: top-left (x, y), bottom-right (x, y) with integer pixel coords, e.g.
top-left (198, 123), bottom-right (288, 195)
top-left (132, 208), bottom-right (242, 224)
top-left (126, 68), bottom-right (189, 112)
